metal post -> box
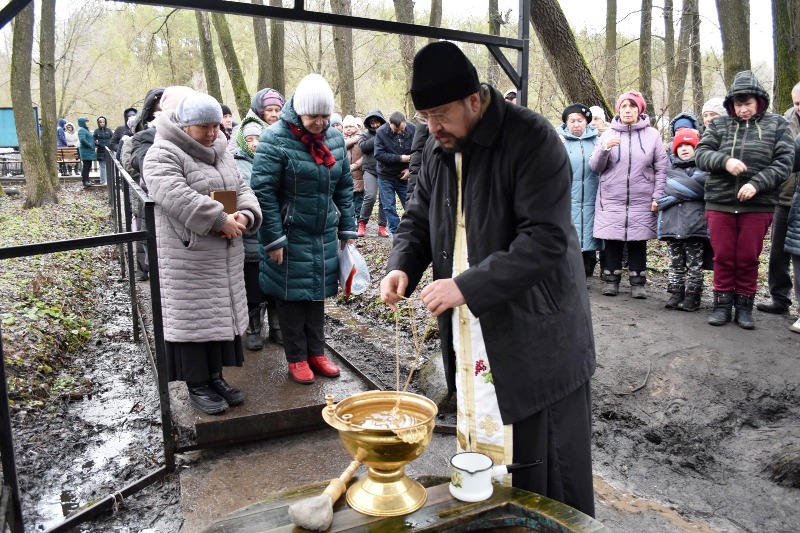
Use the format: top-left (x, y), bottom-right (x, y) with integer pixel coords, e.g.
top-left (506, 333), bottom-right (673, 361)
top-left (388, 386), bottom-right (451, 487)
top-left (517, 0), bottom-right (530, 108)
top-left (122, 175), bottom-right (140, 343)
top-left (144, 200), bottom-right (175, 471)
top-left (0, 325), bottom-right (24, 533)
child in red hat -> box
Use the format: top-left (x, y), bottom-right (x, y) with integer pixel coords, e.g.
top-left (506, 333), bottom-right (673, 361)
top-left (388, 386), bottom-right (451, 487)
top-left (657, 127), bottom-right (710, 311)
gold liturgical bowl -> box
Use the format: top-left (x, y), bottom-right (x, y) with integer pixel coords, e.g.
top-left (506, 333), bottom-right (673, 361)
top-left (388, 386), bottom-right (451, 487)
top-left (323, 391), bottom-right (438, 517)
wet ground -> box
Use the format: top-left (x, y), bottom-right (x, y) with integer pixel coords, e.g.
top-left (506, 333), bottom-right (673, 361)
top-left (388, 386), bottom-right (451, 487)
top-left (8, 223), bottom-right (800, 532)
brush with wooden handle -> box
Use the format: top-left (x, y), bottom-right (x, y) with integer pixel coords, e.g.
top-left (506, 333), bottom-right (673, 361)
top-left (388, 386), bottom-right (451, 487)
top-left (288, 459), bottom-right (361, 531)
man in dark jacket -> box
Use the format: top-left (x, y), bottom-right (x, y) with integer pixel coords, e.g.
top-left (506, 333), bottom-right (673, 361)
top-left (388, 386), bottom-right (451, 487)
top-left (406, 122), bottom-right (429, 202)
top-left (357, 109), bottom-right (389, 237)
top-left (110, 107), bottom-right (138, 153)
top-left (374, 111), bottom-right (415, 236)
top-left (757, 81), bottom-right (800, 315)
top-left (93, 116), bottom-right (113, 185)
top-left (380, 41), bottom-right (596, 517)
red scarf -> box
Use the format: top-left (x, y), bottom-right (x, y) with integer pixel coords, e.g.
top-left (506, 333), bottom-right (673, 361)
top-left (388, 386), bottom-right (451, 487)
top-left (286, 121), bottom-right (336, 168)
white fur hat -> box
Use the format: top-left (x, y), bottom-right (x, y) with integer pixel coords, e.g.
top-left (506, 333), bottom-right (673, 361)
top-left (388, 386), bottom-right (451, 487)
top-left (589, 105), bottom-right (606, 122)
top-left (292, 74), bottom-right (335, 116)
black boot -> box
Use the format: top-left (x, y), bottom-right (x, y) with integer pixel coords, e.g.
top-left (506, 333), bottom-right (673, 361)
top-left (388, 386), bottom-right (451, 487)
top-left (266, 299), bottom-right (283, 345)
top-left (755, 301), bottom-right (789, 315)
top-left (209, 372), bottom-right (246, 405)
top-left (583, 252), bottom-right (598, 278)
top-left (733, 293), bottom-right (756, 330)
top-left (677, 286), bottom-right (702, 312)
top-left (630, 272), bottom-right (647, 299)
top-left (187, 382), bottom-right (228, 415)
top-left (245, 306), bottom-right (263, 351)
top-left (708, 291), bottom-right (734, 326)
top-left (602, 270), bottom-right (621, 296)
top-left (665, 283), bottom-right (685, 309)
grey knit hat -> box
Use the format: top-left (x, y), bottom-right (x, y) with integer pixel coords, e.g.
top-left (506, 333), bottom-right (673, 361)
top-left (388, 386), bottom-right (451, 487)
top-left (241, 121), bottom-right (264, 138)
top-left (701, 97), bottom-right (727, 117)
top-left (175, 93), bottom-right (223, 127)
top-left (292, 74), bottom-right (335, 116)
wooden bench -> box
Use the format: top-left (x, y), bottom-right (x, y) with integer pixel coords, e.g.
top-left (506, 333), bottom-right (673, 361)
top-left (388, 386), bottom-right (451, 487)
top-left (57, 147), bottom-right (80, 165)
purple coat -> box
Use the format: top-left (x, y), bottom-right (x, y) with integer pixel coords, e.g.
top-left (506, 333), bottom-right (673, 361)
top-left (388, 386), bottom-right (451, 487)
top-left (590, 115), bottom-right (668, 241)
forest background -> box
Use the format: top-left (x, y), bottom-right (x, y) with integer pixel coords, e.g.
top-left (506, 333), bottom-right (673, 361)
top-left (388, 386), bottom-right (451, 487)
top-left (0, 0), bottom-right (798, 208)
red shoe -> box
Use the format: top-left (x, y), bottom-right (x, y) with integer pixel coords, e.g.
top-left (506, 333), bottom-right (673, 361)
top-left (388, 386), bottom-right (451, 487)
top-left (357, 221), bottom-right (367, 237)
top-left (377, 226), bottom-right (389, 238)
top-left (308, 355), bottom-right (340, 377)
top-left (288, 361), bottom-right (315, 384)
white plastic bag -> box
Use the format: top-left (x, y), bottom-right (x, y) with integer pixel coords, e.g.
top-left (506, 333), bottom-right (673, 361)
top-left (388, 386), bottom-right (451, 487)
top-left (338, 243), bottom-right (370, 296)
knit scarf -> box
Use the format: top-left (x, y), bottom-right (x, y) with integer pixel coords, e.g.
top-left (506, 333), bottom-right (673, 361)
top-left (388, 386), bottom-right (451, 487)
top-left (286, 121), bottom-right (336, 168)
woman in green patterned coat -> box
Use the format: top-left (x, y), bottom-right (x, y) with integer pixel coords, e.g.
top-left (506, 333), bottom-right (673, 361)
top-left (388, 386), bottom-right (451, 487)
top-left (250, 73), bottom-right (358, 385)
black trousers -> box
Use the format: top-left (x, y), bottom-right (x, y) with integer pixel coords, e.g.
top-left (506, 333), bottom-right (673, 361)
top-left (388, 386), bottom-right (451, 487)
top-left (767, 204), bottom-right (793, 308)
top-left (275, 299), bottom-right (324, 363)
top-left (511, 381), bottom-right (595, 518)
top-left (603, 240), bottom-right (647, 274)
top-left (80, 159), bottom-right (92, 184)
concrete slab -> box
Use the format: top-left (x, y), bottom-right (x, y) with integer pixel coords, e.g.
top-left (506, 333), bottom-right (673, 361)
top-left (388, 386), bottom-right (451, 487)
top-left (179, 428), bottom-right (455, 533)
top-left (169, 341), bottom-right (379, 449)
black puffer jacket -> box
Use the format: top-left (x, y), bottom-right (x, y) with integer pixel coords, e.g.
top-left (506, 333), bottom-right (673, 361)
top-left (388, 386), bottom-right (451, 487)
top-left (696, 70), bottom-right (795, 213)
top-left (387, 85), bottom-right (595, 424)
top-left (358, 109), bottom-right (386, 175)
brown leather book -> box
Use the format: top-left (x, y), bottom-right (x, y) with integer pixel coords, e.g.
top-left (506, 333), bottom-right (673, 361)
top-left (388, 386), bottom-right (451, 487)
top-left (210, 190), bottom-right (237, 214)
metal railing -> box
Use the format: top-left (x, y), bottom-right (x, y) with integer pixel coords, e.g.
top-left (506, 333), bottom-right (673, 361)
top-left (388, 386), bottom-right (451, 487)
top-left (0, 148), bottom-right (175, 532)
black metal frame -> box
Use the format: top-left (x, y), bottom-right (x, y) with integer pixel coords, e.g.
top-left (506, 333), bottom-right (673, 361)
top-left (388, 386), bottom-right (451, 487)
top-left (0, 2), bottom-right (532, 530)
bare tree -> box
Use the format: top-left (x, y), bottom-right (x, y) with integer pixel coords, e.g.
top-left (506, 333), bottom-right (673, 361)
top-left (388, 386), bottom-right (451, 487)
top-left (487, 0), bottom-right (501, 88)
top-left (690, 6), bottom-right (703, 116)
top-left (331, 0), bottom-right (356, 113)
top-left (393, 0), bottom-right (415, 115)
top-left (12, 3), bottom-right (57, 208)
top-left (639, 0), bottom-right (653, 117)
top-left (715, 0), bottom-right (750, 86)
top-left (666, 0), bottom-right (694, 118)
top-left (196, 11), bottom-right (223, 102)
top-left (529, 0), bottom-right (610, 116)
top-left (603, 0), bottom-right (617, 103)
top-left (772, 0), bottom-right (800, 112)
top-left (270, 0), bottom-right (285, 95)
top-left (428, 0), bottom-right (442, 44)
top-left (39, 0), bottom-right (59, 190)
top-left (664, 0), bottom-right (674, 77)
top-left (211, 13), bottom-right (251, 117)
top-left (252, 0), bottom-right (273, 91)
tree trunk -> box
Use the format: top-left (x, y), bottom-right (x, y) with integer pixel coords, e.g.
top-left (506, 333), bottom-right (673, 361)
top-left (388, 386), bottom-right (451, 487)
top-left (40, 0), bottom-right (59, 191)
top-left (211, 13), bottom-right (251, 118)
top-left (331, 0), bottom-right (356, 113)
top-left (12, 4), bottom-right (56, 208)
top-left (639, 0), bottom-right (653, 117)
top-left (667, 0), bottom-right (694, 119)
top-left (772, 0), bottom-right (800, 113)
top-left (603, 0), bottom-right (617, 105)
top-left (428, 0), bottom-right (442, 44)
top-left (715, 0), bottom-right (750, 86)
top-left (664, 0), bottom-right (674, 82)
top-left (270, 0), bottom-right (285, 96)
top-left (252, 0), bottom-right (273, 91)
top-left (690, 7), bottom-right (704, 117)
top-left (530, 0), bottom-right (611, 117)
top-left (393, 0), bottom-right (415, 115)
top-left (487, 0), bottom-right (501, 88)
top-left (196, 11), bottom-right (223, 102)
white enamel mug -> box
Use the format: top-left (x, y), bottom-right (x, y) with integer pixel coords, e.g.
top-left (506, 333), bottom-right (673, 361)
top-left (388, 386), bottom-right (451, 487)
top-left (449, 452), bottom-right (542, 502)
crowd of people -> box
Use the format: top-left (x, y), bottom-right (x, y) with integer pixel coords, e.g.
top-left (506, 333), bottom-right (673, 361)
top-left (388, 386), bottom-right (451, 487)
top-left (92, 41), bottom-right (799, 519)
top-left (559, 74), bottom-right (799, 333)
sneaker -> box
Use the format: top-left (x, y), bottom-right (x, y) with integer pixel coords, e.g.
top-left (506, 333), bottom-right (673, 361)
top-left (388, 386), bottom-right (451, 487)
top-left (288, 361), bottom-right (315, 384)
top-left (790, 318), bottom-right (800, 334)
top-left (357, 221), bottom-right (367, 237)
top-left (308, 354), bottom-right (341, 377)
top-left (377, 226), bottom-right (389, 238)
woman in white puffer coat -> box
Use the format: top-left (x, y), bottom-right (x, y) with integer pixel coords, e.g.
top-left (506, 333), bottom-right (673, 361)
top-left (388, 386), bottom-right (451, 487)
top-left (143, 91), bottom-right (262, 415)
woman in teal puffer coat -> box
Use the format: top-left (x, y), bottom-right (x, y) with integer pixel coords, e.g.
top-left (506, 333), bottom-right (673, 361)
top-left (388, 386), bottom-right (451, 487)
top-left (250, 73), bottom-right (357, 385)
top-left (558, 103), bottom-right (602, 279)
top-left (77, 117), bottom-right (96, 187)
